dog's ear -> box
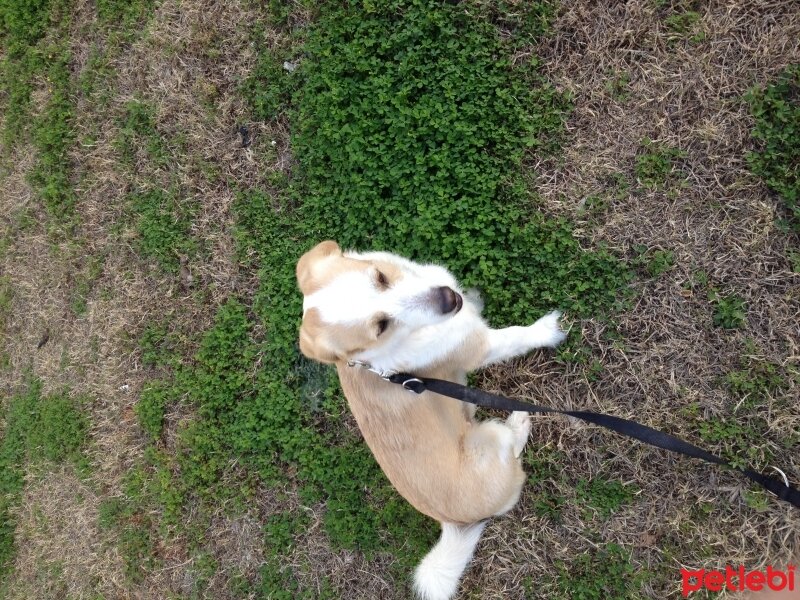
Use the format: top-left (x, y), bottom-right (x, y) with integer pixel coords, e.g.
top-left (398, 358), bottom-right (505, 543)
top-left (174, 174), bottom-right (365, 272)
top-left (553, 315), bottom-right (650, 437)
top-left (296, 240), bottom-right (342, 295)
top-left (299, 308), bottom-right (340, 364)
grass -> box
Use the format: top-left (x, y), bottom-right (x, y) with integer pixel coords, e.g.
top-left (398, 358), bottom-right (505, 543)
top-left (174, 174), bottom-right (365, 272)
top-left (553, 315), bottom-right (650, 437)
top-left (0, 276), bottom-right (12, 368)
top-left (28, 45), bottom-right (76, 227)
top-left (0, 0), bottom-right (55, 141)
top-left (1, 0), bottom-right (798, 598)
top-left (0, 0), bottom-right (78, 230)
top-left (115, 99), bottom-right (171, 168)
top-left (635, 138), bottom-right (687, 192)
top-left (128, 188), bottom-right (198, 272)
top-left (0, 376), bottom-right (89, 579)
top-left (604, 70), bottom-right (631, 102)
top-left (70, 253), bottom-right (105, 316)
top-left (95, 0), bottom-right (158, 32)
top-left (97, 472), bottom-right (160, 582)
top-left (556, 543), bottom-right (645, 600)
top-left (525, 446), bottom-right (569, 520)
top-left (107, 1), bottom-right (629, 592)
top-left (112, 99), bottom-right (201, 272)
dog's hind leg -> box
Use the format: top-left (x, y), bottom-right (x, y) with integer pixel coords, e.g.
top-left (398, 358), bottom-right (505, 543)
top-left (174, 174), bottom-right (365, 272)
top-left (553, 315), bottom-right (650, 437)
top-left (462, 420), bottom-right (527, 517)
top-left (505, 411), bottom-right (531, 457)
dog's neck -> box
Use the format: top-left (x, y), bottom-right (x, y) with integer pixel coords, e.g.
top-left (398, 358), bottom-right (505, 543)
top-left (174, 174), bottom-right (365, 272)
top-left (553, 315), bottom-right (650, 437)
top-left (349, 302), bottom-right (487, 377)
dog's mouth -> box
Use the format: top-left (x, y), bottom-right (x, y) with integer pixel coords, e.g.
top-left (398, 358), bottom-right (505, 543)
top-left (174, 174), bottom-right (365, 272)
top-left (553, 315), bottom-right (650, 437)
top-left (437, 286), bottom-right (463, 315)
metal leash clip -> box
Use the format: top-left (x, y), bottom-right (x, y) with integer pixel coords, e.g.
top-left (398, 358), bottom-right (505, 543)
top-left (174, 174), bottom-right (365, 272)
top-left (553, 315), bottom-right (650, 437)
top-left (346, 360), bottom-right (397, 380)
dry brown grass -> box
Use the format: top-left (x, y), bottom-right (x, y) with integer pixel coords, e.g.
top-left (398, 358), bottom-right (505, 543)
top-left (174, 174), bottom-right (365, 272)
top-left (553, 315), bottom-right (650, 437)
top-left (0, 0), bottom-right (283, 597)
top-left (462, 1), bottom-right (800, 598)
top-left (1, 0), bottom-right (798, 599)
top-left (0, 140), bottom-right (156, 598)
top-left (5, 466), bottom-right (126, 599)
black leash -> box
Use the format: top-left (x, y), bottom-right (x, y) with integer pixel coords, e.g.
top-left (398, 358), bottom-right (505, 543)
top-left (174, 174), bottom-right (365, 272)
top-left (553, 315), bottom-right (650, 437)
top-left (385, 372), bottom-right (800, 510)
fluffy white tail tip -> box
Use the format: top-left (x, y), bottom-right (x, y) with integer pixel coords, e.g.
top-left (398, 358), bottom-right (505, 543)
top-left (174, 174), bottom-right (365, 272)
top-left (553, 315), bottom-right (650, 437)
top-left (413, 521), bottom-right (486, 600)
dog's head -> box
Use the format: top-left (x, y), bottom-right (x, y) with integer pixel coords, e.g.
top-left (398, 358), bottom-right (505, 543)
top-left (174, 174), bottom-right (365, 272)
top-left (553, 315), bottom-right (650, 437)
top-left (296, 240), bottom-right (463, 364)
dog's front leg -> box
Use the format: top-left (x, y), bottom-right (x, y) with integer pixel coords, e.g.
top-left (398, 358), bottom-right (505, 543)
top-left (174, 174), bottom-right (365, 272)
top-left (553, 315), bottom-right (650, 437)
top-left (481, 311), bottom-right (566, 366)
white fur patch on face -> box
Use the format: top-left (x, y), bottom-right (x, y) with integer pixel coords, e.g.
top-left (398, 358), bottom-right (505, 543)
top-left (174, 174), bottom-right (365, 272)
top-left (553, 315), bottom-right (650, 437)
top-left (302, 258), bottom-right (458, 329)
top-left (303, 271), bottom-right (383, 324)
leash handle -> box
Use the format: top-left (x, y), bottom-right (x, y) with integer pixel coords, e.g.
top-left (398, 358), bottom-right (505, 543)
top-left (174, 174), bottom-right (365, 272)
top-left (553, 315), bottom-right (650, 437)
top-left (387, 373), bottom-right (800, 510)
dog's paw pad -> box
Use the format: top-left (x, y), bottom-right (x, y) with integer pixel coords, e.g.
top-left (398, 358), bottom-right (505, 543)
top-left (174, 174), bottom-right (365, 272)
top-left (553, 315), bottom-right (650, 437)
top-left (531, 310), bottom-right (567, 347)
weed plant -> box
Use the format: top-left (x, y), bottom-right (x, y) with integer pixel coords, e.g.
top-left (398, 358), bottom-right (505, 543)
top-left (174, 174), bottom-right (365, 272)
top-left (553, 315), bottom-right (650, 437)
top-left (664, 10), bottom-right (705, 44)
top-left (746, 65), bottom-right (800, 234)
top-left (292, 1), bottom-right (629, 324)
top-left (708, 291), bottom-right (746, 329)
top-left (576, 477), bottom-right (636, 520)
top-left (633, 245), bottom-right (675, 277)
top-left (128, 188), bottom-right (198, 272)
top-left (635, 138), bottom-right (687, 191)
top-left (725, 359), bottom-right (786, 408)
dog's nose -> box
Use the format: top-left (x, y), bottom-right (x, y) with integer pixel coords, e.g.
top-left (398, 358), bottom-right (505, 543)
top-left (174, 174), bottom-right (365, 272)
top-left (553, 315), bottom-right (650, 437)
top-left (437, 286), bottom-right (463, 314)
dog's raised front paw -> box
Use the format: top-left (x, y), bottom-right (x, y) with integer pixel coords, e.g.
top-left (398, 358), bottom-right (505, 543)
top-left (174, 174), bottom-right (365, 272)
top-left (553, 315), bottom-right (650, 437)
top-left (530, 310), bottom-right (567, 348)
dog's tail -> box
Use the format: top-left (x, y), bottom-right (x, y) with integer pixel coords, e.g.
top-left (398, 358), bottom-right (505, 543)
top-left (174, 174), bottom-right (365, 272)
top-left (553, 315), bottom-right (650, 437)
top-left (413, 521), bottom-right (486, 600)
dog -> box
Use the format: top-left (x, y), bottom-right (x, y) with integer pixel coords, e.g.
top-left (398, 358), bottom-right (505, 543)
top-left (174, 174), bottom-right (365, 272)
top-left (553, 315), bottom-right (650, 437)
top-left (296, 240), bottom-right (567, 600)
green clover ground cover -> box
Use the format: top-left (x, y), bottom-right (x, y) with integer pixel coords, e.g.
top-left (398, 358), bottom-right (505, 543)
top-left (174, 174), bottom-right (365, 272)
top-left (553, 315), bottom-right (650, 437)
top-left (3, 1), bottom-right (794, 596)
top-left (294, 1), bottom-right (630, 324)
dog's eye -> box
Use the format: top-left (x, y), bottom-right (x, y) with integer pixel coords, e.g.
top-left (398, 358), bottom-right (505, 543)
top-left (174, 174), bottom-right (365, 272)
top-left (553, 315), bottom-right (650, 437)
top-left (376, 270), bottom-right (389, 288)
top-left (376, 317), bottom-right (390, 336)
